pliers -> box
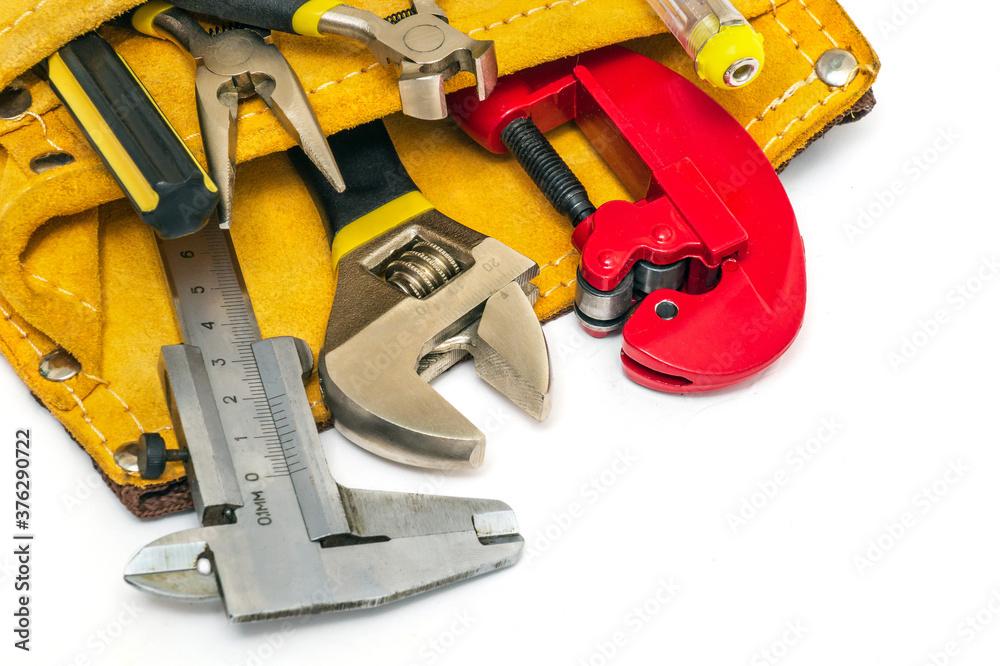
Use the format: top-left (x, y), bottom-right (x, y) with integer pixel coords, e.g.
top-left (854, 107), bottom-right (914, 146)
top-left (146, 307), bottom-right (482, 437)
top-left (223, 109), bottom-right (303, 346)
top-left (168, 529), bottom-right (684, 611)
top-left (169, 0), bottom-right (497, 120)
top-left (132, 2), bottom-right (346, 228)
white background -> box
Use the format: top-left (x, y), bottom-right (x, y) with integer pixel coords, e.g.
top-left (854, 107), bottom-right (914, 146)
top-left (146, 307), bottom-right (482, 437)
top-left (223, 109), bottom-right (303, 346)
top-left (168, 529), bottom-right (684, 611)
top-left (3, 1), bottom-right (999, 664)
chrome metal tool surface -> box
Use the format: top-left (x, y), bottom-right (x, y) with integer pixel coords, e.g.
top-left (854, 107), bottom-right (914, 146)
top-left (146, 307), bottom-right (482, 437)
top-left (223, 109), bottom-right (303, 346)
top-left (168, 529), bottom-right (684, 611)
top-left (291, 120), bottom-right (551, 470)
top-left (131, 2), bottom-right (346, 228)
top-left (123, 220), bottom-right (523, 622)
top-left (172, 0), bottom-right (497, 120)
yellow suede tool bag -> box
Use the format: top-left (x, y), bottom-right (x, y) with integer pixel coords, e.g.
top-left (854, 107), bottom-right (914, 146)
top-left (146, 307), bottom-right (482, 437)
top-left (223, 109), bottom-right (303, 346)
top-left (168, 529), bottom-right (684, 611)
top-left (0, 0), bottom-right (879, 517)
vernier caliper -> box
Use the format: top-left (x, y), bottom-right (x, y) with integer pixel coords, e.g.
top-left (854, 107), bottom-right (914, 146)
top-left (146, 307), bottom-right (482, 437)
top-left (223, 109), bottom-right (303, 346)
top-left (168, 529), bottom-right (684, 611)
top-left (122, 218), bottom-right (523, 621)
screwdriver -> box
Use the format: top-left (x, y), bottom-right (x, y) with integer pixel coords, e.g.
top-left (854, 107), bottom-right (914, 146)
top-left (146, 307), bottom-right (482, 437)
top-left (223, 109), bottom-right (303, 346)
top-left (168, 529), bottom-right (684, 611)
top-left (38, 32), bottom-right (218, 239)
top-left (645, 0), bottom-right (765, 88)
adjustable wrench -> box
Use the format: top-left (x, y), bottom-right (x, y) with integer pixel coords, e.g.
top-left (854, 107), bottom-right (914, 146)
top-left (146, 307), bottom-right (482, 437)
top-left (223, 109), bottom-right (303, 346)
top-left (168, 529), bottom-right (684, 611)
top-left (132, 2), bottom-right (346, 228)
top-left (450, 46), bottom-right (806, 393)
top-left (290, 120), bottom-right (551, 470)
top-left (170, 0), bottom-right (497, 120)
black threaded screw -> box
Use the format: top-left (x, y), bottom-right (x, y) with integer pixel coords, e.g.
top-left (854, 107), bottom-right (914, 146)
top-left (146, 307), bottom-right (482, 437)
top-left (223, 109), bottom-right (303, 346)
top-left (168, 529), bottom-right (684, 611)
top-left (500, 117), bottom-right (596, 226)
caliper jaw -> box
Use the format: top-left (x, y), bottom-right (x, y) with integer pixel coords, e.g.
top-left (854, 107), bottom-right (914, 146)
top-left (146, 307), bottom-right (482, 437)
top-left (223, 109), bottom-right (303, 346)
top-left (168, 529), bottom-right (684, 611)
top-left (124, 496), bottom-right (523, 622)
top-left (126, 335), bottom-right (523, 622)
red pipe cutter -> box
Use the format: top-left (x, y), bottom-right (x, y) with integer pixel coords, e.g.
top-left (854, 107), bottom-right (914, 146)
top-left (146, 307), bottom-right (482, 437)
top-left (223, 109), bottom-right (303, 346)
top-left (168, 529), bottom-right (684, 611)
top-left (448, 46), bottom-right (806, 393)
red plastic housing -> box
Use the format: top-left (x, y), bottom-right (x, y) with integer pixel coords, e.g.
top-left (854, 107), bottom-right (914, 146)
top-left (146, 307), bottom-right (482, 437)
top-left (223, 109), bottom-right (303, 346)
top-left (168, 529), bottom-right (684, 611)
top-left (449, 46), bottom-right (806, 393)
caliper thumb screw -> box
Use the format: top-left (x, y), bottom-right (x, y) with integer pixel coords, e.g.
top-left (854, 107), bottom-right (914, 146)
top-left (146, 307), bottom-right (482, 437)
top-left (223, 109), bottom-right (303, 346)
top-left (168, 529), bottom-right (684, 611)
top-left (137, 432), bottom-right (190, 480)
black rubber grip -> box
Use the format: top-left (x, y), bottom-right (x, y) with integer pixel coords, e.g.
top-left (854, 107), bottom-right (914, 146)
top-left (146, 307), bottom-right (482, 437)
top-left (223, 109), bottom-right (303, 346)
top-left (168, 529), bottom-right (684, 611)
top-left (172, 0), bottom-right (311, 34)
top-left (46, 33), bottom-right (217, 238)
top-left (289, 120), bottom-right (419, 244)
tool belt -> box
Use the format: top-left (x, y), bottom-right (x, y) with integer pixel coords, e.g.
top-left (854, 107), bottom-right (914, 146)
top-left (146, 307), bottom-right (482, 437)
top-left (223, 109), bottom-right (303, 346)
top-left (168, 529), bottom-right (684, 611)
top-left (0, 0), bottom-right (879, 517)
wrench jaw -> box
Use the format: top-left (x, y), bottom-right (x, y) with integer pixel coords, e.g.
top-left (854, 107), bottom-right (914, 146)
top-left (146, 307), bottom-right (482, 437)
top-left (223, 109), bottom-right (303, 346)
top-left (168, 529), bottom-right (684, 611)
top-left (321, 353), bottom-right (489, 469)
top-left (468, 283), bottom-right (551, 422)
top-left (319, 211), bottom-right (550, 469)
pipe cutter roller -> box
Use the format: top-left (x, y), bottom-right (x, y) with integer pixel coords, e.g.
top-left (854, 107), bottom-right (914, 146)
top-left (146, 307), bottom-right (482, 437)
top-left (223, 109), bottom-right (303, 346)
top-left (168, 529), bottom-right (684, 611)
top-left (449, 46), bottom-right (807, 393)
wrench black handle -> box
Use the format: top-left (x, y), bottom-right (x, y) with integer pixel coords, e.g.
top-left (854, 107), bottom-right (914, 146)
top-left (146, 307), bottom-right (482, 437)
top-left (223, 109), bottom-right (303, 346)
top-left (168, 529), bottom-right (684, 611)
top-left (290, 120), bottom-right (420, 245)
top-left (171, 0), bottom-right (340, 36)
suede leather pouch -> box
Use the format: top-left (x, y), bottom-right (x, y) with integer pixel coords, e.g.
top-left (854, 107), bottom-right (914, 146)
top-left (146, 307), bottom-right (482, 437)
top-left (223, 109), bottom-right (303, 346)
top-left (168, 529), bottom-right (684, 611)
top-left (0, 0), bottom-right (879, 517)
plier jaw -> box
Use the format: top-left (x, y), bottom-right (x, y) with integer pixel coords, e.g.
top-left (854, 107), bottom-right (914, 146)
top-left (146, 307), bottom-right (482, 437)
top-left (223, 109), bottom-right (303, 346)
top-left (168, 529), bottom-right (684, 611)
top-left (320, 1), bottom-right (498, 120)
top-left (132, 4), bottom-right (345, 228)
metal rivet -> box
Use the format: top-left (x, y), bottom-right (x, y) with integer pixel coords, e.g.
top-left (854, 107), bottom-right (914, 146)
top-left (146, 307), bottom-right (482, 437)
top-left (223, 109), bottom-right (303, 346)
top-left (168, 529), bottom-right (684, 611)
top-left (29, 151), bottom-right (75, 174)
top-left (655, 300), bottom-right (679, 321)
top-left (114, 441), bottom-right (141, 473)
top-left (39, 348), bottom-right (81, 381)
top-left (0, 84), bottom-right (31, 120)
top-left (815, 49), bottom-right (858, 88)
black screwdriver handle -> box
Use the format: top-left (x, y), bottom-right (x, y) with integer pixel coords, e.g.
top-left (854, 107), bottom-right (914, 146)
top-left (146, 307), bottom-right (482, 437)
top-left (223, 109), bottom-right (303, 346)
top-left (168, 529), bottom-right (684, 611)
top-left (42, 32), bottom-right (218, 238)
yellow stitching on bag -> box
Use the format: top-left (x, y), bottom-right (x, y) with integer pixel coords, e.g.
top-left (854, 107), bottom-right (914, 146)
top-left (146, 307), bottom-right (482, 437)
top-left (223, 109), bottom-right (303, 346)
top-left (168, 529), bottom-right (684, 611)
top-left (797, 0), bottom-right (838, 47)
top-left (104, 384), bottom-right (144, 432)
top-left (469, 0), bottom-right (590, 35)
top-left (0, 0), bottom-right (53, 40)
top-left (312, 62), bottom-right (381, 94)
top-left (20, 263), bottom-right (99, 312)
top-left (540, 278), bottom-right (576, 299)
top-left (745, 72), bottom-right (818, 131)
top-left (22, 111), bottom-right (62, 151)
top-left (82, 373), bottom-right (147, 434)
top-left (0, 300), bottom-right (43, 357)
top-left (62, 381), bottom-right (107, 442)
top-left (538, 249), bottom-right (578, 271)
top-left (769, 0), bottom-right (814, 66)
top-left (762, 85), bottom-right (844, 153)
top-left (0, 302), bottom-right (107, 442)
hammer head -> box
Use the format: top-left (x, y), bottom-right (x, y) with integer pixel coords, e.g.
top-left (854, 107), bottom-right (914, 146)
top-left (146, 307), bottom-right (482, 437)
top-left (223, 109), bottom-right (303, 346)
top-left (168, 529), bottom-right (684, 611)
top-left (320, 210), bottom-right (551, 469)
